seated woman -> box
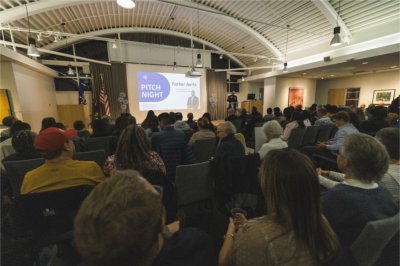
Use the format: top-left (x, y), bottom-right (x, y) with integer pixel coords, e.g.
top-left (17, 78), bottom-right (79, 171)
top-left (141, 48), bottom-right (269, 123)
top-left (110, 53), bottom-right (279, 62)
top-left (258, 120), bottom-right (287, 160)
top-left (321, 133), bottom-right (398, 248)
top-left (188, 117), bottom-right (216, 146)
top-left (104, 125), bottom-right (165, 177)
top-left (281, 111), bottom-right (305, 141)
top-left (219, 149), bottom-right (339, 266)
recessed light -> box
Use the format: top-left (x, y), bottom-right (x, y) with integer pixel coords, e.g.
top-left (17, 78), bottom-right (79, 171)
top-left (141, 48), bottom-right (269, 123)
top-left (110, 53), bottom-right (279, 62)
top-left (302, 73), bottom-right (307, 75)
top-left (330, 75), bottom-right (335, 77)
top-left (362, 62), bottom-right (368, 65)
top-left (389, 65), bottom-right (397, 69)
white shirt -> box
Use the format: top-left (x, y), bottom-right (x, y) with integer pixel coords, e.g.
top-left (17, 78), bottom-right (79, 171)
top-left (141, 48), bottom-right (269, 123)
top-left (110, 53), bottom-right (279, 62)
top-left (258, 138), bottom-right (288, 160)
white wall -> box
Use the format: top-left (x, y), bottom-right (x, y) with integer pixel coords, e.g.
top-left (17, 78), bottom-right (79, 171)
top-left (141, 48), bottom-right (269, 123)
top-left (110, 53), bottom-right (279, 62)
top-left (0, 62), bottom-right (22, 120)
top-left (56, 91), bottom-right (92, 107)
top-left (275, 77), bottom-right (317, 109)
top-left (12, 63), bottom-right (58, 132)
top-left (238, 81), bottom-right (263, 108)
top-left (263, 77), bottom-right (277, 115)
top-left (315, 70), bottom-right (400, 106)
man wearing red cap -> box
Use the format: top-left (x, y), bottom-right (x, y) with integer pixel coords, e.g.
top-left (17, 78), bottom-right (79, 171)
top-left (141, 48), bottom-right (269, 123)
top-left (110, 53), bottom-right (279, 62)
top-left (20, 127), bottom-right (105, 194)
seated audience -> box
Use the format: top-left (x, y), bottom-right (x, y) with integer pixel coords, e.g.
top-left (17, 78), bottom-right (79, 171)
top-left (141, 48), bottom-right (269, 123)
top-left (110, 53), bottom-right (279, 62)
top-left (110, 113), bottom-right (136, 154)
top-left (186, 112), bottom-right (198, 131)
top-left (141, 110), bottom-right (157, 129)
top-left (173, 112), bottom-right (191, 131)
top-left (0, 120), bottom-right (31, 161)
top-left (215, 121), bottom-right (245, 159)
top-left (74, 170), bottom-right (216, 266)
top-left (314, 108), bottom-right (332, 126)
top-left (219, 149), bottom-right (338, 266)
top-left (188, 117), bottom-right (216, 146)
top-left (202, 112), bottom-right (217, 132)
top-left (91, 117), bottom-right (112, 137)
top-left (258, 120), bottom-right (287, 160)
top-left (104, 125), bottom-right (166, 177)
top-left (281, 111), bottom-right (304, 141)
top-left (73, 120), bottom-right (91, 138)
top-left (225, 108), bottom-right (237, 122)
top-left (262, 107), bottom-right (276, 122)
top-left (20, 127), bottom-right (105, 194)
top-left (40, 117), bottom-right (57, 132)
top-left (144, 116), bottom-right (160, 138)
top-left (321, 133), bottom-right (398, 248)
top-left (360, 105), bottom-right (389, 134)
top-left (1, 115), bottom-right (17, 141)
top-left (2, 130), bottom-right (41, 162)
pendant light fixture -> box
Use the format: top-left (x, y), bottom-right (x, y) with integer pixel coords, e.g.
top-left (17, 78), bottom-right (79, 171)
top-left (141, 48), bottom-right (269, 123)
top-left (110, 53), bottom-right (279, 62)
top-left (282, 25), bottom-right (289, 72)
top-left (67, 64), bottom-right (75, 76)
top-left (330, 0), bottom-right (342, 47)
top-left (25, 4), bottom-right (40, 57)
top-left (116, 0), bottom-right (135, 9)
top-left (173, 48), bottom-right (177, 71)
top-left (112, 40), bottom-right (118, 49)
top-left (195, 5), bottom-right (202, 68)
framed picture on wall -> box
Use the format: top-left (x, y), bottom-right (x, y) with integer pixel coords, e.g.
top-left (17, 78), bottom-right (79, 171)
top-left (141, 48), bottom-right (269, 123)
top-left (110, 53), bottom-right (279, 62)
top-left (372, 89), bottom-right (395, 105)
top-left (288, 87), bottom-right (304, 107)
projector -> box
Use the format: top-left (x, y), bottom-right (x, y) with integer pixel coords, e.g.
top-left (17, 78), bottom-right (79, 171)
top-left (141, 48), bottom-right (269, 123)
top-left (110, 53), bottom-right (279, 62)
top-left (186, 70), bottom-right (202, 77)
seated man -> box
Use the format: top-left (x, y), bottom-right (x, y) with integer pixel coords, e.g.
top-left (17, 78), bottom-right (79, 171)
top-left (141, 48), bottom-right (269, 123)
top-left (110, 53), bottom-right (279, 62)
top-left (314, 107), bottom-right (333, 126)
top-left (215, 121), bottom-right (245, 159)
top-left (74, 170), bottom-right (216, 266)
top-left (20, 127), bottom-right (105, 194)
top-left (321, 133), bottom-right (398, 248)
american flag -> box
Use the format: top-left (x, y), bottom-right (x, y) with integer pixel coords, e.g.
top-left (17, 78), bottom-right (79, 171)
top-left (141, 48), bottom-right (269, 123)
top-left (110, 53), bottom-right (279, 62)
top-left (99, 73), bottom-right (111, 117)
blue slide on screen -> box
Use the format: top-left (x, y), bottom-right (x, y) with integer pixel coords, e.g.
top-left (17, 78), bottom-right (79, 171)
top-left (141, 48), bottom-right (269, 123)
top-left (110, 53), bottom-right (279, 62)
top-left (137, 71), bottom-right (201, 111)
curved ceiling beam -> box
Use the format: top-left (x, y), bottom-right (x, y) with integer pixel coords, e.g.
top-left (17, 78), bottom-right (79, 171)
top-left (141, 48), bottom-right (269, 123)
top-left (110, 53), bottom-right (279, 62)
top-left (159, 0), bottom-right (282, 58)
top-left (40, 27), bottom-right (247, 68)
top-left (313, 0), bottom-right (352, 43)
top-left (0, 0), bottom-right (283, 59)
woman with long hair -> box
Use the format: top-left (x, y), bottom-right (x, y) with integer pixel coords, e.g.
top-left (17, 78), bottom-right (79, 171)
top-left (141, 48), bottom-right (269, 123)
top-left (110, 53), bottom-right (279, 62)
top-left (219, 149), bottom-right (338, 266)
top-left (104, 125), bottom-right (165, 177)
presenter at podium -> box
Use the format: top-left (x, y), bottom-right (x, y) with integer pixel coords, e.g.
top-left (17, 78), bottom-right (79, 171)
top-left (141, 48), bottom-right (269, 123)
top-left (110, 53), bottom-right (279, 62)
top-left (187, 90), bottom-right (199, 109)
top-left (227, 92), bottom-right (238, 109)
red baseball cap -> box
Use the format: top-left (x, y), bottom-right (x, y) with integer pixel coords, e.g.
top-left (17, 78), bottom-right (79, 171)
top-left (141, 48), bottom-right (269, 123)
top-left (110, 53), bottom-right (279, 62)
top-left (34, 127), bottom-right (77, 155)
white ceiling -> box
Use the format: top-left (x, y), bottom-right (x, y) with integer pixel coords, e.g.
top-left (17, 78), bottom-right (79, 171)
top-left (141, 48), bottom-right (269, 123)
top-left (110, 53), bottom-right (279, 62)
top-left (0, 0), bottom-right (399, 75)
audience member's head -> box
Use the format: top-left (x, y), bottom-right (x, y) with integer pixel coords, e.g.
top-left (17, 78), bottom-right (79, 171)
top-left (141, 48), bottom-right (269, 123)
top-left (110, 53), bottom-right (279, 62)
top-left (41, 117), bottom-right (57, 132)
top-left (227, 108), bottom-right (235, 116)
top-left (338, 133), bottom-right (389, 182)
top-left (145, 110), bottom-right (156, 120)
top-left (34, 127), bottom-right (77, 160)
top-left (2, 116), bottom-right (16, 127)
top-left (290, 111), bottom-right (303, 122)
top-left (370, 105), bottom-right (388, 120)
top-left (175, 112), bottom-right (183, 121)
top-left (114, 113), bottom-right (136, 137)
top-left (91, 118), bottom-right (111, 137)
top-left (168, 112), bottom-right (176, 123)
top-left (10, 120), bottom-right (31, 136)
top-left (266, 108), bottom-right (273, 115)
top-left (148, 117), bottom-right (159, 131)
top-left (11, 130), bottom-right (37, 154)
top-left (310, 104), bottom-right (317, 112)
top-left (74, 170), bottom-right (163, 266)
top-left (73, 120), bottom-right (86, 131)
top-left (187, 112), bottom-right (194, 120)
top-left (216, 121), bottom-right (236, 140)
top-left (259, 149), bottom-right (338, 263)
top-left (283, 107), bottom-right (293, 121)
top-left (114, 126), bottom-right (152, 173)
top-left (331, 111), bottom-right (350, 127)
top-left (202, 112), bottom-right (212, 122)
top-left (158, 112), bottom-right (173, 128)
top-left (263, 120), bottom-right (283, 141)
top-left (273, 107), bottom-right (281, 116)
top-left (317, 107), bottom-right (327, 118)
top-left (197, 117), bottom-right (210, 130)
top-left (388, 96), bottom-right (399, 114)
top-left (55, 122), bottom-right (66, 130)
top-left (375, 128), bottom-right (399, 161)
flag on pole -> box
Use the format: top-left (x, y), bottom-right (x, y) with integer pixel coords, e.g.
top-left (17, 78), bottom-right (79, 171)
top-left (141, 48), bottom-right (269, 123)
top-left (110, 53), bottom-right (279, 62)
top-left (99, 73), bottom-right (111, 117)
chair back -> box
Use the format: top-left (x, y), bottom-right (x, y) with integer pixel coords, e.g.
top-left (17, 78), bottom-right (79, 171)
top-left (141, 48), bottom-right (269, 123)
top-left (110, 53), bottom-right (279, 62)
top-left (1, 144), bottom-right (15, 158)
top-left (73, 149), bottom-right (106, 168)
top-left (287, 127), bottom-right (306, 148)
top-left (175, 161), bottom-right (213, 207)
top-left (254, 126), bottom-right (267, 152)
top-left (3, 158), bottom-right (45, 197)
top-left (192, 138), bottom-right (217, 163)
top-left (231, 119), bottom-right (243, 132)
top-left (351, 212), bottom-right (400, 266)
top-left (13, 185), bottom-right (94, 237)
top-left (86, 136), bottom-right (113, 157)
top-left (317, 125), bottom-right (333, 142)
top-left (302, 125), bottom-right (320, 146)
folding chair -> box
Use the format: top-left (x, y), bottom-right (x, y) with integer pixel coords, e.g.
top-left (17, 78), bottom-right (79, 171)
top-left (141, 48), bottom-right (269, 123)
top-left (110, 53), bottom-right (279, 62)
top-left (287, 127), bottom-right (306, 149)
top-left (86, 136), bottom-right (113, 157)
top-left (73, 149), bottom-right (106, 168)
top-left (301, 125), bottom-right (320, 146)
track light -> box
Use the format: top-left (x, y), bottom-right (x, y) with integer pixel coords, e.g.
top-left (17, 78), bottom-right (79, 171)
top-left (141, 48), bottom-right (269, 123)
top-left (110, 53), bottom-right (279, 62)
top-left (112, 40), bottom-right (118, 49)
top-left (36, 33), bottom-right (42, 42)
top-left (219, 54), bottom-right (223, 59)
top-left (282, 62), bottom-right (288, 72)
top-left (116, 0), bottom-right (135, 9)
top-left (27, 37), bottom-right (40, 57)
top-left (195, 53), bottom-right (202, 67)
top-left (67, 65), bottom-right (75, 76)
top-left (330, 26), bottom-right (342, 47)
top-left (173, 61), bottom-right (177, 71)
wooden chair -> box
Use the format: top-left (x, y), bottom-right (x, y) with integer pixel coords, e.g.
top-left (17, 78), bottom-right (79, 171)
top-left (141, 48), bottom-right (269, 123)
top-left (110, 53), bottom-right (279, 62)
top-left (3, 158), bottom-right (45, 197)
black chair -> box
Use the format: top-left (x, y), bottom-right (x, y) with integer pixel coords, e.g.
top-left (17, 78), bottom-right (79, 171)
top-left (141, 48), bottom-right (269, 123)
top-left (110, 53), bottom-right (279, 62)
top-left (192, 138), bottom-right (217, 163)
top-left (301, 126), bottom-right (320, 146)
top-left (12, 185), bottom-right (94, 264)
top-left (73, 149), bottom-right (106, 168)
top-left (3, 158), bottom-right (45, 197)
top-left (287, 128), bottom-right (306, 149)
top-left (86, 136), bottom-right (113, 157)
top-left (317, 125), bottom-right (334, 142)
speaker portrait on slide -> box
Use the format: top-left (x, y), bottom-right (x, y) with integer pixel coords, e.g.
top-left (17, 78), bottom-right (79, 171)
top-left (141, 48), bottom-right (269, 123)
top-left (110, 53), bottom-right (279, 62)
top-left (187, 90), bottom-right (199, 109)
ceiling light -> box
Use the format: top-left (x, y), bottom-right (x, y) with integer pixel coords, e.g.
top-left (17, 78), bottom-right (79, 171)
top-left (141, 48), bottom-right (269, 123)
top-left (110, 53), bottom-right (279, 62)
top-left (67, 65), bottom-right (75, 76)
top-left (361, 61), bottom-right (368, 65)
top-left (173, 61), bottom-right (177, 71)
top-left (282, 62), bottom-right (288, 72)
top-left (195, 53), bottom-right (202, 67)
top-left (112, 41), bottom-right (118, 49)
top-left (27, 38), bottom-right (40, 57)
top-left (241, 76), bottom-right (245, 82)
top-left (389, 65), bottom-right (397, 69)
top-left (302, 72), bottom-right (307, 75)
top-left (330, 74), bottom-right (335, 77)
top-left (37, 33), bottom-right (42, 42)
top-left (116, 0), bottom-right (135, 9)
top-left (253, 57), bottom-right (258, 63)
top-left (219, 54), bottom-right (223, 59)
top-left (330, 26), bottom-right (342, 47)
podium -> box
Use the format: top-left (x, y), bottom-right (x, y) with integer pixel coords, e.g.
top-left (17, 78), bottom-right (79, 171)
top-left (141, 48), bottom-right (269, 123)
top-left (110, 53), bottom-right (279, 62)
top-left (241, 100), bottom-right (263, 114)
top-left (57, 104), bottom-right (90, 129)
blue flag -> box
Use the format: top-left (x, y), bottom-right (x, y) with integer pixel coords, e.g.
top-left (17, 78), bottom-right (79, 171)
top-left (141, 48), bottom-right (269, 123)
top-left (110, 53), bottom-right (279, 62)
top-left (78, 83), bottom-right (87, 104)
